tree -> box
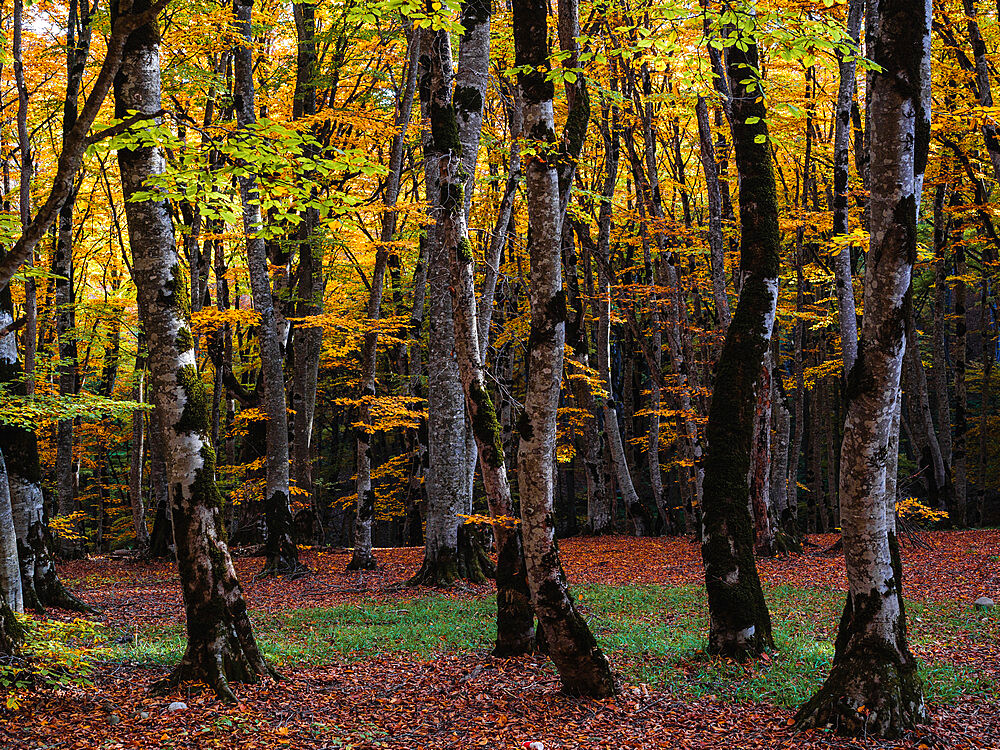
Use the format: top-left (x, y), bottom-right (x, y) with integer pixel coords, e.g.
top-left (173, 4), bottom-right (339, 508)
top-left (232, 0), bottom-right (302, 577)
top-left (513, 0), bottom-right (616, 697)
top-left (698, 7), bottom-right (778, 659)
top-left (795, 0), bottom-right (931, 736)
top-left (114, 0), bottom-right (275, 700)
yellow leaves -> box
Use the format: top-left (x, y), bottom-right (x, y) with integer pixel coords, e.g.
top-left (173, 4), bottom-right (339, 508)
top-left (459, 513), bottom-right (520, 528)
top-left (191, 306), bottom-right (261, 334)
top-left (348, 395), bottom-right (425, 434)
top-left (49, 512), bottom-right (90, 542)
top-left (896, 497), bottom-right (949, 526)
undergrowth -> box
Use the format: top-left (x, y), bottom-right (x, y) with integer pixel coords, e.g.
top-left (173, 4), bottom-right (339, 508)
top-left (107, 584), bottom-right (996, 709)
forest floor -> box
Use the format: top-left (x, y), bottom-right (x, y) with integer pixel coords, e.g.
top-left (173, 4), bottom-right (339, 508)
top-left (3, 530), bottom-right (998, 750)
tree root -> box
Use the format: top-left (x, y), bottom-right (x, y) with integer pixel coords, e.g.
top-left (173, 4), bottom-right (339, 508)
top-left (346, 548), bottom-right (378, 571)
top-left (794, 648), bottom-right (927, 738)
top-left (256, 557), bottom-right (310, 581)
top-left (149, 638), bottom-right (280, 704)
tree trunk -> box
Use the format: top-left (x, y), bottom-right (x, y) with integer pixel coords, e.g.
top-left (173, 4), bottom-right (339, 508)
top-left (1, 287), bottom-right (89, 612)
top-left (832, 0), bottom-right (863, 375)
top-left (130, 336), bottom-right (150, 548)
top-left (513, 0), bottom-right (616, 697)
top-left (932, 186), bottom-right (953, 466)
top-left (232, 0), bottom-right (301, 576)
top-left (115, 1), bottom-right (275, 701)
top-left (13, 0), bottom-right (34, 396)
top-left (592, 110), bottom-right (645, 535)
top-left (976, 272), bottom-right (992, 526)
top-left (696, 96), bottom-right (730, 330)
top-left (0, 447), bottom-right (23, 614)
top-left (903, 318), bottom-right (949, 508)
top-left (699, 17), bottom-right (777, 659)
top-left (290, 1), bottom-right (322, 524)
top-left (52, 0), bottom-right (95, 558)
top-left (749, 353), bottom-right (775, 557)
top-left (427, 14), bottom-right (535, 651)
top-left (408, 29), bottom-right (482, 586)
top-left (796, 0), bottom-right (930, 734)
top-left (951, 204), bottom-right (968, 527)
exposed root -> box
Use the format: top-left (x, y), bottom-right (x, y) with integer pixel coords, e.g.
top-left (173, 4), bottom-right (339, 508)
top-left (149, 636), bottom-right (281, 704)
top-left (346, 548), bottom-right (378, 571)
top-left (256, 557), bottom-right (311, 581)
top-left (794, 647), bottom-right (927, 738)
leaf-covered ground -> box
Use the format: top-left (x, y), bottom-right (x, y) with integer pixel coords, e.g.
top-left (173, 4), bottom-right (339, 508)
top-left (3, 530), bottom-right (998, 749)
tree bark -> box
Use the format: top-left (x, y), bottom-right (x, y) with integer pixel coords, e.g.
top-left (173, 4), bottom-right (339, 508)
top-left (232, 0), bottom-right (301, 576)
top-left (699, 15), bottom-right (778, 659)
top-left (423, 15), bottom-right (535, 651)
top-left (696, 96), bottom-right (730, 330)
top-left (53, 0), bottom-right (95, 557)
top-left (0, 447), bottom-right (23, 613)
top-left (408, 29), bottom-right (483, 586)
top-left (795, 0), bottom-right (930, 734)
top-left (832, 0), bottom-right (863, 375)
top-left (115, 1), bottom-right (276, 701)
top-left (513, 0), bottom-right (616, 697)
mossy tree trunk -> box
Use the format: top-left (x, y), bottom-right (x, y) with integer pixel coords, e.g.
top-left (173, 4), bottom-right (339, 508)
top-left (0, 291), bottom-right (90, 613)
top-left (0, 601), bottom-right (24, 657)
top-left (114, 0), bottom-right (275, 701)
top-left (232, 0), bottom-right (302, 577)
top-left (795, 0), bottom-right (930, 737)
top-left (421, 15), bottom-right (535, 651)
top-left (513, 0), bottom-right (616, 697)
top-left (698, 11), bottom-right (777, 659)
top-left (408, 25), bottom-right (488, 588)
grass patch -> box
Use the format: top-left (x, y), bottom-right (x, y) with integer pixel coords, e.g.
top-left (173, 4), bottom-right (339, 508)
top-left (111, 584), bottom-right (997, 710)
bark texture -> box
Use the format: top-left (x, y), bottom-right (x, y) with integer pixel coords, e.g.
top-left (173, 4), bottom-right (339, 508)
top-left (115, 1), bottom-right (275, 701)
top-left (795, 0), bottom-right (930, 736)
top-left (513, 0), bottom-right (616, 697)
top-left (699, 16), bottom-right (777, 659)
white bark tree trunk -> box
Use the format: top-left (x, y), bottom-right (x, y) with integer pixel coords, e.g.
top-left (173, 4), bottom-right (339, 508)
top-left (796, 0), bottom-right (930, 735)
top-left (513, 0), bottom-right (616, 697)
top-left (115, 1), bottom-right (275, 700)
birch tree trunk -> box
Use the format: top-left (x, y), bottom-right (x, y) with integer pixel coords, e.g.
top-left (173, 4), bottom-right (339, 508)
top-left (408, 29), bottom-right (483, 586)
top-left (699, 14), bottom-right (777, 659)
top-left (421, 19), bottom-right (536, 651)
top-left (232, 0), bottom-right (301, 576)
top-left (514, 0), bottom-right (616, 697)
top-left (115, 1), bottom-right (275, 700)
top-left (795, 0), bottom-right (930, 734)
top-left (832, 0), bottom-right (862, 375)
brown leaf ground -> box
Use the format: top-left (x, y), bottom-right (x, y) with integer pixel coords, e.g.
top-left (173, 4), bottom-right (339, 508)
top-left (4, 530), bottom-right (998, 750)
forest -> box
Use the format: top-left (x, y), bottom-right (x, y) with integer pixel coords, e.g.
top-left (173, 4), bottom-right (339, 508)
top-left (0, 0), bottom-right (997, 746)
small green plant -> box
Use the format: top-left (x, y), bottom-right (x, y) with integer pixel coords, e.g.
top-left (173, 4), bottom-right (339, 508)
top-left (1, 616), bottom-right (110, 709)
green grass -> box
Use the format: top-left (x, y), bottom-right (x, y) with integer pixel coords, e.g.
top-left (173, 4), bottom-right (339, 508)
top-left (111, 584), bottom-right (998, 710)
